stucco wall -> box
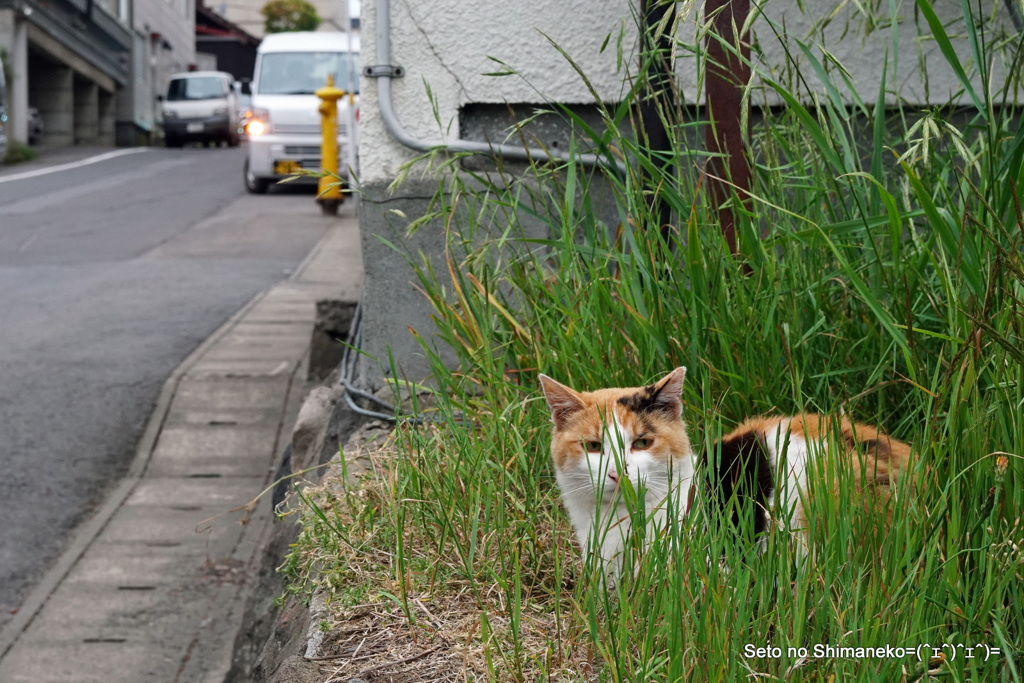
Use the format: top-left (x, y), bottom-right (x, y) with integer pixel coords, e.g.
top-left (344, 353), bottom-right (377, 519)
top-left (752, 1), bottom-right (1017, 106)
top-left (360, 0), bottom-right (1018, 185)
top-left (359, 0), bottom-right (638, 185)
top-left (354, 0), bottom-right (1019, 386)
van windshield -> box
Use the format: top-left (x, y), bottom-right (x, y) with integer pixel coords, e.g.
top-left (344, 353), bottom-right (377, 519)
top-left (167, 76), bottom-right (227, 101)
top-left (257, 52), bottom-right (360, 95)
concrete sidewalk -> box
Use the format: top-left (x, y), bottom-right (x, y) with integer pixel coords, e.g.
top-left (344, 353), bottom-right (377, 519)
top-left (0, 201), bottom-right (362, 682)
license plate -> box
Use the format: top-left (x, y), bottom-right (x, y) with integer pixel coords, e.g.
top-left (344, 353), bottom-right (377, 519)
top-left (274, 160), bottom-right (303, 175)
top-left (186, 123), bottom-right (204, 133)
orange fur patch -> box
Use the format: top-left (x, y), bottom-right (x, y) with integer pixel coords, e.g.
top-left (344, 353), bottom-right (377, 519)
top-left (722, 413), bottom-right (913, 527)
top-left (548, 386), bottom-right (691, 472)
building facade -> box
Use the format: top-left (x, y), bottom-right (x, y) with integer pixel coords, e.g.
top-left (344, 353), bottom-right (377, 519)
top-left (0, 0), bottom-right (198, 148)
top-left (0, 0), bottom-right (132, 146)
top-left (119, 0), bottom-right (196, 144)
top-left (196, 2), bottom-right (258, 82)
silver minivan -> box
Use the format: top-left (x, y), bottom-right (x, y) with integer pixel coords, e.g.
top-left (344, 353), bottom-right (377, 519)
top-left (161, 71), bottom-right (242, 148)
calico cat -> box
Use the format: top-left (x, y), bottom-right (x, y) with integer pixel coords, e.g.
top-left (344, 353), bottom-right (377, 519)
top-left (539, 367), bottom-right (694, 568)
top-left (539, 367), bottom-right (912, 572)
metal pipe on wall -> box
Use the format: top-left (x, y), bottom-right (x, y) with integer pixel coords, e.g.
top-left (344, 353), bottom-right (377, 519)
top-left (368, 0), bottom-right (623, 171)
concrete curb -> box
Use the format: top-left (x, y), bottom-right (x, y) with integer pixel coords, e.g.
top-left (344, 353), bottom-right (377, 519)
top-left (231, 418), bottom-right (391, 683)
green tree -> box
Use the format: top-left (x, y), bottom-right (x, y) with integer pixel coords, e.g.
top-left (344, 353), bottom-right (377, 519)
top-left (261, 0), bottom-right (320, 33)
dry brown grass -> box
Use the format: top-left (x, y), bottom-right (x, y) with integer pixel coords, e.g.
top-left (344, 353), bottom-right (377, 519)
top-left (284, 427), bottom-right (601, 683)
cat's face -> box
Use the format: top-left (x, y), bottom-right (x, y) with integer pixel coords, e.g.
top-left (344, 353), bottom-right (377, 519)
top-left (539, 368), bottom-right (691, 506)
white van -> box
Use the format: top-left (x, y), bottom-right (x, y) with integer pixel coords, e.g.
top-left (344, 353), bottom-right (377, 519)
top-left (161, 71), bottom-right (242, 147)
top-left (0, 55), bottom-right (9, 161)
top-left (243, 31), bottom-right (359, 194)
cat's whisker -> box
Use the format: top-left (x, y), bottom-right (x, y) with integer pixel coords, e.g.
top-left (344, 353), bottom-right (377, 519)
top-left (561, 484), bottom-right (598, 498)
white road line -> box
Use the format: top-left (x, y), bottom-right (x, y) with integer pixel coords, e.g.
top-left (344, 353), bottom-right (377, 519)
top-left (0, 148), bottom-right (152, 185)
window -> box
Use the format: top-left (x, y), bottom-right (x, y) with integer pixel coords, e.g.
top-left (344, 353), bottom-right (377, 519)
top-left (96, 0), bottom-right (128, 21)
top-left (257, 52), bottom-right (360, 96)
top-left (167, 76), bottom-right (228, 101)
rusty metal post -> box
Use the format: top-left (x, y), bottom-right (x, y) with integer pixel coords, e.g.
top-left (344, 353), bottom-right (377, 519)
top-left (704, 0), bottom-right (751, 254)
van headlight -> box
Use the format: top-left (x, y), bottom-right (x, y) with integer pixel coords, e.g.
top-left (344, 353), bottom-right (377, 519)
top-left (245, 108), bottom-right (270, 136)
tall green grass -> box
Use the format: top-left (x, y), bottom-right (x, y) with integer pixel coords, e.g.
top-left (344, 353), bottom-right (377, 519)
top-left (287, 0), bottom-right (1023, 679)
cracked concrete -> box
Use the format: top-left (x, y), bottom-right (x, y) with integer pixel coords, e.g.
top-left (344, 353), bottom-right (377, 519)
top-left (400, 0), bottom-right (470, 100)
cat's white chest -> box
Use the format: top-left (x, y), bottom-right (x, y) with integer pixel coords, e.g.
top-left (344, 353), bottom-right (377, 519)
top-left (557, 454), bottom-right (695, 569)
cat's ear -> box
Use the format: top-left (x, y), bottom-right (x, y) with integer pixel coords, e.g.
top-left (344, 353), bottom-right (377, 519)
top-left (539, 374), bottom-right (586, 430)
top-left (649, 366), bottom-right (687, 419)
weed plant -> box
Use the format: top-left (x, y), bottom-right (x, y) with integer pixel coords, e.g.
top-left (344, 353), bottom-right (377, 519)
top-left (286, 1), bottom-right (1023, 680)
top-left (3, 142), bottom-right (38, 166)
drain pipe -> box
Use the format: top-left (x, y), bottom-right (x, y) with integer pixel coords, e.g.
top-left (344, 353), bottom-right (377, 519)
top-left (365, 0), bottom-right (625, 172)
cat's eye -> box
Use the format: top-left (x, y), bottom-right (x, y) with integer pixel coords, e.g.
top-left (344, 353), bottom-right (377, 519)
top-left (583, 440), bottom-right (602, 453)
top-left (632, 437), bottom-right (653, 450)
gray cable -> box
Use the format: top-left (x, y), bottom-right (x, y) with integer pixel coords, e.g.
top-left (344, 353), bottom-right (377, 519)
top-left (337, 299), bottom-right (465, 425)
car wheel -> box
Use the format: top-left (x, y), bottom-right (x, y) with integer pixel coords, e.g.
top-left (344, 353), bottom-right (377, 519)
top-left (244, 159), bottom-right (270, 194)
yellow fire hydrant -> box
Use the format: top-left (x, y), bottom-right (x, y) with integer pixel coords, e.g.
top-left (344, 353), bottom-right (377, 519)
top-left (316, 74), bottom-right (345, 216)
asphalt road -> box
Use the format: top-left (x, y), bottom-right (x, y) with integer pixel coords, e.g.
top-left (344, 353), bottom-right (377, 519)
top-left (0, 145), bottom-right (326, 630)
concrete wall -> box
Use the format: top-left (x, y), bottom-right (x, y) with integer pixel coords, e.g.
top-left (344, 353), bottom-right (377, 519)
top-left (98, 87), bottom-right (115, 144)
top-left (31, 60), bottom-right (74, 146)
top-left (356, 0), bottom-right (1020, 387)
top-left (357, 0), bottom-right (636, 384)
top-left (73, 75), bottom-right (99, 143)
top-left (0, 9), bottom-right (29, 143)
top-left (116, 30), bottom-right (154, 145)
top-left (361, 1), bottom-right (1018, 186)
top-left (359, 0), bottom-right (634, 187)
top-left (25, 44), bottom-right (117, 147)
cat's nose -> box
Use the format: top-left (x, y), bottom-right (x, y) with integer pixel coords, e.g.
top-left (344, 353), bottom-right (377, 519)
top-left (607, 471), bottom-right (619, 485)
